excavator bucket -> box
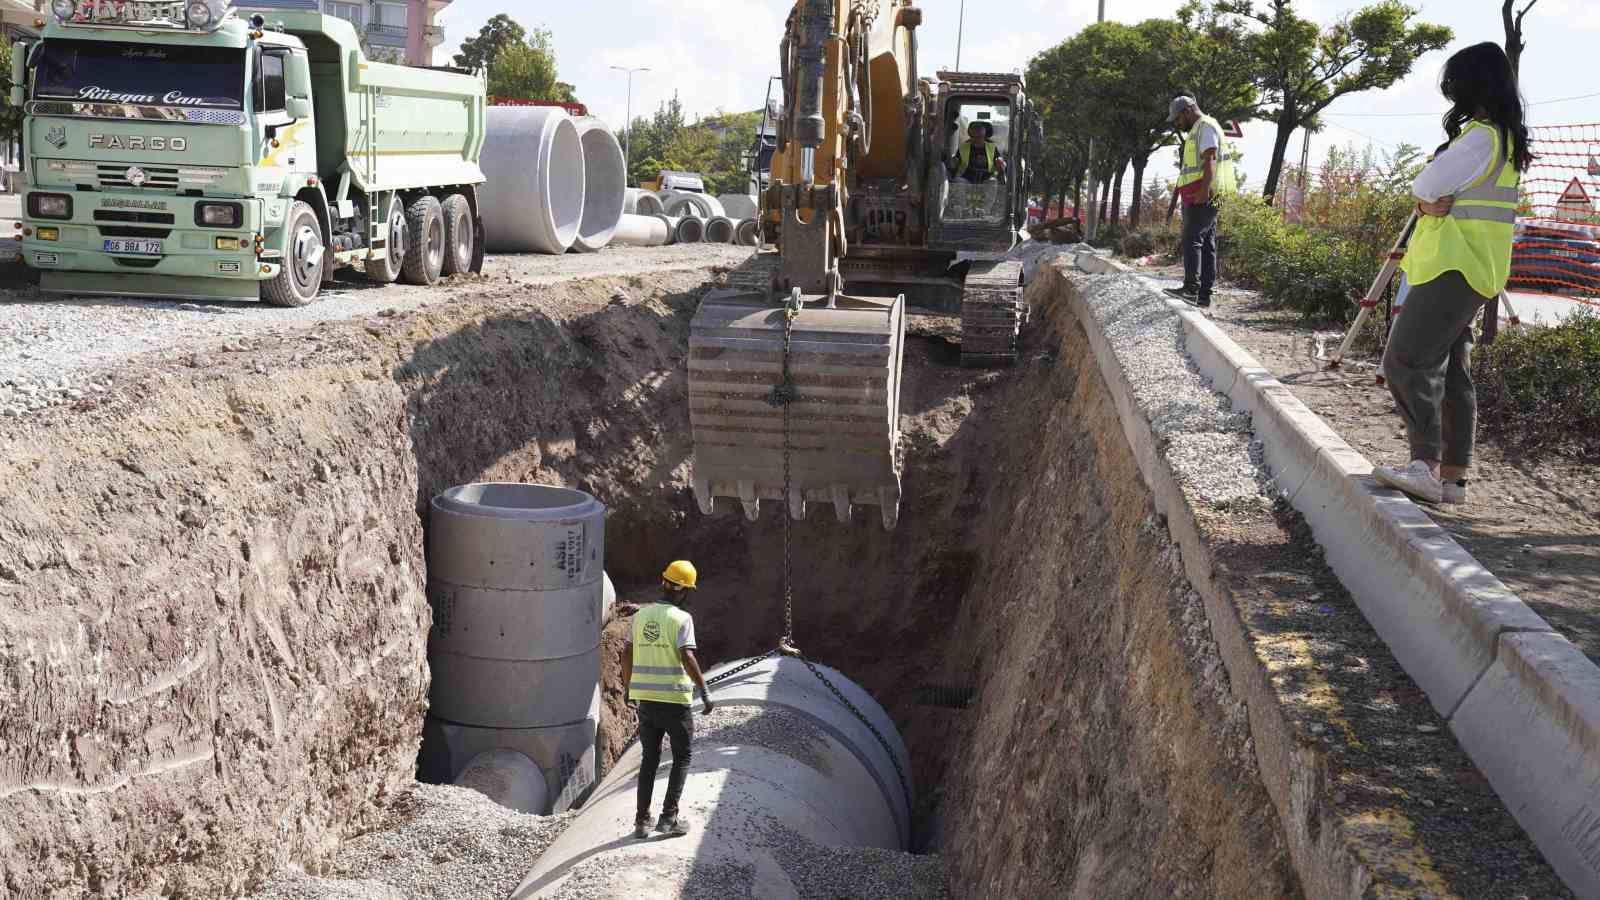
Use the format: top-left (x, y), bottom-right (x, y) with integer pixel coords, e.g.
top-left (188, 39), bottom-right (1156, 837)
top-left (688, 279), bottom-right (905, 530)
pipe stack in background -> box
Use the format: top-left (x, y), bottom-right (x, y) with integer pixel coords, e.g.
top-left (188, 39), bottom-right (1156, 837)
top-left (479, 106), bottom-right (763, 251)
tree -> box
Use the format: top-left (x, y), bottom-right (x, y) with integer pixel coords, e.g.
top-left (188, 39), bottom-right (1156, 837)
top-left (454, 13), bottom-right (525, 71)
top-left (1199, 0), bottom-right (1451, 200)
top-left (0, 41), bottom-right (21, 150)
top-left (488, 30), bottom-right (575, 102)
top-left (1502, 0), bottom-right (1538, 76)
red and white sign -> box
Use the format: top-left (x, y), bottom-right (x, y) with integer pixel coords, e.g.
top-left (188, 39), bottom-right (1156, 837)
top-left (1222, 120), bottom-right (1244, 138)
top-left (1557, 177), bottom-right (1593, 215)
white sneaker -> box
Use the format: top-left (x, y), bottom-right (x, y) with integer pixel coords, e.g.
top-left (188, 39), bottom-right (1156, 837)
top-left (1373, 460), bottom-right (1443, 504)
top-left (1442, 480), bottom-right (1467, 505)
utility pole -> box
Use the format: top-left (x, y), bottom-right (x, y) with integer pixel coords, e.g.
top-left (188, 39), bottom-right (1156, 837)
top-left (955, 0), bottom-right (965, 70)
top-left (1085, 0), bottom-right (1106, 240)
top-left (611, 65), bottom-right (651, 184)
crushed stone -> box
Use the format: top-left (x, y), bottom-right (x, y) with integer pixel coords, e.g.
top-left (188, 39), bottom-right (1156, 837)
top-left (1075, 272), bottom-right (1274, 510)
top-left (766, 824), bottom-right (950, 900)
top-left (245, 783), bottom-right (574, 900)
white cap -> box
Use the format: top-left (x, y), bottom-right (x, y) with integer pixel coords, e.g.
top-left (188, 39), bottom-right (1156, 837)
top-left (1168, 96), bottom-right (1199, 122)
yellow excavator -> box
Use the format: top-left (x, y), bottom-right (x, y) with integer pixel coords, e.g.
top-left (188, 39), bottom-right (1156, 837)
top-left (687, 0), bottom-right (1039, 530)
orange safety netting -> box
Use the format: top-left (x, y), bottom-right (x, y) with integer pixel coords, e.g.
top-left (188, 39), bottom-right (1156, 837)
top-left (1513, 123), bottom-right (1600, 306)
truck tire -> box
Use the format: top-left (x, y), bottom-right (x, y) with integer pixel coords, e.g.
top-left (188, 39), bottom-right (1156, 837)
top-left (261, 201), bottom-right (324, 307)
top-left (363, 195), bottom-right (406, 284)
top-left (441, 193), bottom-right (474, 276)
top-left (401, 195), bottom-right (445, 286)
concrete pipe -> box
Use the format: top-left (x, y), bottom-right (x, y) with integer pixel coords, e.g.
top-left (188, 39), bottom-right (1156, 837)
top-left (718, 193), bottom-right (759, 220)
top-left (734, 218), bottom-right (761, 247)
top-left (651, 214), bottom-right (681, 244)
top-left (509, 656), bottom-right (913, 898)
top-left (419, 482), bottom-right (606, 812)
top-left (704, 216), bottom-right (735, 244)
top-left (482, 108), bottom-right (584, 254)
top-left (622, 187), bottom-right (646, 215)
top-left (674, 216), bottom-right (706, 244)
top-left (660, 190), bottom-right (725, 221)
top-left (609, 213), bottom-right (672, 248)
top-left (635, 191), bottom-right (665, 216)
top-left (571, 118), bottom-right (627, 253)
top-left (454, 749), bottom-right (549, 815)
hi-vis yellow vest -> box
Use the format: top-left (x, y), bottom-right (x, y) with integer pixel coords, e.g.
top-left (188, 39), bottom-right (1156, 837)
top-left (1177, 114), bottom-right (1236, 196)
top-left (629, 603), bottom-right (694, 705)
top-left (1401, 121), bottom-right (1521, 299)
top-left (958, 139), bottom-right (997, 174)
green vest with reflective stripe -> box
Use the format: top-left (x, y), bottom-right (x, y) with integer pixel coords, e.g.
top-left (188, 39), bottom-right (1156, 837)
top-left (958, 139), bottom-right (997, 175)
top-left (1401, 121), bottom-right (1521, 299)
top-left (629, 603), bottom-right (693, 705)
top-left (1177, 114), bottom-right (1236, 195)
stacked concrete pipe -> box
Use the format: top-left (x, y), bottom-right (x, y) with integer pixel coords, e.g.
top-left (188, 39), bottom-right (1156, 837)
top-left (417, 483), bottom-right (607, 814)
top-left (718, 193), bottom-right (759, 220)
top-left (734, 218), bottom-right (761, 247)
top-left (703, 216), bottom-right (736, 244)
top-left (660, 190), bottom-right (726, 221)
top-left (673, 216), bottom-right (706, 244)
top-left (481, 108), bottom-right (585, 254)
top-left (509, 656), bottom-right (913, 897)
top-left (623, 188), bottom-right (666, 217)
top-left (570, 118), bottom-right (627, 253)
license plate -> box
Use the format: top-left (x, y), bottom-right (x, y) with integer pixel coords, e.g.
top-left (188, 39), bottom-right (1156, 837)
top-left (103, 238), bottom-right (162, 255)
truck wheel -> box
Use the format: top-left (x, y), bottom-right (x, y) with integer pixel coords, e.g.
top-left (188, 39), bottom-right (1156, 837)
top-left (401, 195), bottom-right (445, 286)
top-left (363, 195), bottom-right (406, 284)
top-left (261, 201), bottom-right (324, 307)
top-left (440, 193), bottom-right (474, 276)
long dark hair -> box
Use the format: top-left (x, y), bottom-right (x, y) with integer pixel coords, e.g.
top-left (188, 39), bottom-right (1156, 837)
top-left (1439, 42), bottom-right (1533, 172)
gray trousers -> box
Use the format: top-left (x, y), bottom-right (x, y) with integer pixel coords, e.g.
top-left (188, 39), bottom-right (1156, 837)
top-left (1381, 270), bottom-right (1487, 468)
top-left (1180, 201), bottom-right (1219, 302)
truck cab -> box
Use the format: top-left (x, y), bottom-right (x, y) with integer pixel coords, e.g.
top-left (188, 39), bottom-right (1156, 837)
top-left (12, 0), bottom-right (486, 305)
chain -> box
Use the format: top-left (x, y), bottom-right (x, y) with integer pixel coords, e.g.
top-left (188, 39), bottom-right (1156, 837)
top-left (800, 656), bottom-right (914, 826)
top-left (769, 293), bottom-right (802, 650)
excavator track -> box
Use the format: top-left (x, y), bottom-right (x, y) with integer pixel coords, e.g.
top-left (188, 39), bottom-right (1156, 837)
top-left (959, 259), bottom-right (1024, 367)
top-left (688, 254), bottom-right (906, 529)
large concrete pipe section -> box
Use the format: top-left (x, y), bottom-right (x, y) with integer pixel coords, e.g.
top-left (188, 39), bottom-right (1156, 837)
top-left (481, 108), bottom-right (584, 254)
top-left (509, 656), bottom-right (913, 898)
top-left (674, 215), bottom-right (706, 244)
top-left (660, 190), bottom-right (725, 220)
top-left (609, 213), bottom-right (672, 248)
top-left (734, 218), bottom-right (762, 247)
top-left (635, 191), bottom-right (666, 216)
top-left (418, 483), bottom-right (606, 814)
top-left (570, 118), bottom-right (626, 253)
top-left (704, 215), bottom-right (736, 244)
top-left (718, 193), bottom-right (759, 220)
top-left (651, 214), bottom-right (680, 244)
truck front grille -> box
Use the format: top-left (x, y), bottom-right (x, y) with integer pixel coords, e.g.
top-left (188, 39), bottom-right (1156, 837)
top-left (94, 210), bottom-right (176, 225)
top-left (97, 226), bottom-right (172, 239)
top-left (97, 165), bottom-right (180, 191)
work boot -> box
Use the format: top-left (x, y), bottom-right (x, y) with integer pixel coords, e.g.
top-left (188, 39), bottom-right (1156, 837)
top-left (1163, 286), bottom-right (1199, 303)
top-left (633, 814), bottom-right (652, 839)
top-left (655, 813), bottom-right (691, 837)
top-left (1373, 460), bottom-right (1444, 504)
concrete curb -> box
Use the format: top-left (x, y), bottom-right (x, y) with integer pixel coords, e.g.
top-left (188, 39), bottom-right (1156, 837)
top-left (1073, 250), bottom-right (1600, 895)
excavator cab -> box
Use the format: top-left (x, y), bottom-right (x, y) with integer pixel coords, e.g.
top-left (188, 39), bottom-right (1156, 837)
top-left (929, 72), bottom-right (1039, 254)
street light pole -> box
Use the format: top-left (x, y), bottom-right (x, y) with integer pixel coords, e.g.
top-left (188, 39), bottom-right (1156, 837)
top-left (956, 0), bottom-right (965, 70)
top-left (611, 65), bottom-right (651, 184)
top-left (1085, 0), bottom-right (1107, 241)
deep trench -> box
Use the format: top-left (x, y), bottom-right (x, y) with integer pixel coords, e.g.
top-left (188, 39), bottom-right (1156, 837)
top-left (398, 268), bottom-right (1301, 897)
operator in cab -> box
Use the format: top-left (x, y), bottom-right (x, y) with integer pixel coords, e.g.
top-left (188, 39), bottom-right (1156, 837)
top-left (953, 120), bottom-right (1006, 184)
top-left (622, 560), bottom-right (714, 840)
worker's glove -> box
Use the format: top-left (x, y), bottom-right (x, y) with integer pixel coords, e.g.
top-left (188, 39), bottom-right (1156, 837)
top-left (702, 698), bottom-right (715, 716)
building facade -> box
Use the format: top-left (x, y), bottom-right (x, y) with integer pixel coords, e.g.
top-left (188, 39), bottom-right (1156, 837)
top-left (239, 0), bottom-right (448, 65)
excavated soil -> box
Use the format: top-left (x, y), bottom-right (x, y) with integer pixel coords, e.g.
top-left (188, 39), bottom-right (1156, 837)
top-left (0, 252), bottom-right (1570, 898)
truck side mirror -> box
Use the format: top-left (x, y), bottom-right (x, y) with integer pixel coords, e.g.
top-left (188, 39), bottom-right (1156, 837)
top-left (284, 52), bottom-right (312, 118)
top-left (9, 41), bottom-right (27, 107)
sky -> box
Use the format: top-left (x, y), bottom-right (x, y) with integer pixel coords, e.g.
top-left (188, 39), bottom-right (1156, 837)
top-left (432, 0), bottom-right (1600, 192)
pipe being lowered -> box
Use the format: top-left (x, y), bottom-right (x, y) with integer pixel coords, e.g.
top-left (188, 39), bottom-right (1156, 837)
top-left (417, 483), bottom-right (607, 814)
top-left (481, 108), bottom-right (585, 254)
top-left (509, 656), bottom-right (913, 898)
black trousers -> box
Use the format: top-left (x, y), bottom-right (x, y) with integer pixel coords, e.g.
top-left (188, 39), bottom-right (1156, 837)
top-left (1180, 201), bottom-right (1220, 302)
top-left (635, 700), bottom-right (694, 819)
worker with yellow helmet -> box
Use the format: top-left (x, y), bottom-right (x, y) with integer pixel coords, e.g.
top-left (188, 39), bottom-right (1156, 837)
top-left (622, 559), bottom-right (713, 839)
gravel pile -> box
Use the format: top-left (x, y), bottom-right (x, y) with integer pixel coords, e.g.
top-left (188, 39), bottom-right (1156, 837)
top-left (1076, 272), bottom-right (1272, 510)
top-left (246, 783), bottom-right (573, 900)
top-left (695, 704), bottom-right (832, 772)
top-left (548, 851), bottom-right (757, 900)
top-left (766, 825), bottom-right (949, 900)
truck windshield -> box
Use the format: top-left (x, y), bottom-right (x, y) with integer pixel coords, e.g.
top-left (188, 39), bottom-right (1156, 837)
top-left (32, 39), bottom-right (246, 110)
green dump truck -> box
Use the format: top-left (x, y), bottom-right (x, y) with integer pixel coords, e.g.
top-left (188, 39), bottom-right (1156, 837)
top-left (10, 0), bottom-right (486, 305)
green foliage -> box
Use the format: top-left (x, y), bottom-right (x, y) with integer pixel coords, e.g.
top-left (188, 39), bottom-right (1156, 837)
top-left (0, 41), bottom-right (21, 148)
top-left (1193, 0), bottom-right (1451, 198)
top-left (622, 100), bottom-right (758, 194)
top-left (455, 13), bottom-right (526, 71)
top-left (1217, 194), bottom-right (1376, 321)
top-left (1475, 312), bottom-right (1600, 457)
top-left (488, 30), bottom-right (575, 102)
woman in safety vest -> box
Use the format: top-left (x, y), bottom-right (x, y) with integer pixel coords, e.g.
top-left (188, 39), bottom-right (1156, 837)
top-left (1373, 42), bottom-right (1531, 505)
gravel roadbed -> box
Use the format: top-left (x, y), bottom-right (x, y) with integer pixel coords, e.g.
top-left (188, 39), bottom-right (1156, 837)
top-left (0, 243), bottom-right (749, 418)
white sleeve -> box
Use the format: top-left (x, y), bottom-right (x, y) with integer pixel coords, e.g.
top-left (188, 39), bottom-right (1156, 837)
top-left (1412, 128), bottom-right (1497, 201)
top-left (1195, 123), bottom-right (1220, 157)
top-left (678, 615), bottom-right (696, 650)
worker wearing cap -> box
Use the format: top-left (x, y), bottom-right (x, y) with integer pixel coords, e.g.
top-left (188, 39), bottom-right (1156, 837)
top-left (954, 120), bottom-right (1006, 184)
top-left (1165, 96), bottom-right (1235, 310)
top-left (623, 559), bottom-right (714, 839)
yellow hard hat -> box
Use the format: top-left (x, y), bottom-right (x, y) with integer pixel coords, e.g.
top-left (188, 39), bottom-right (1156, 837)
top-left (662, 559), bottom-right (698, 589)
